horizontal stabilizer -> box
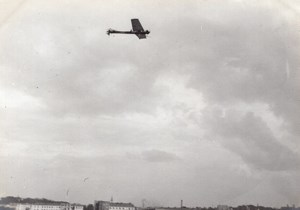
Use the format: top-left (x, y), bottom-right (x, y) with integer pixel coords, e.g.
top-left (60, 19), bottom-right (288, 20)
top-left (136, 34), bottom-right (146, 39)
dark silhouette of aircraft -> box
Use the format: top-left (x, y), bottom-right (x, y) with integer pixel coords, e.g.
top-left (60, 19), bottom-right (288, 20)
top-left (107, 19), bottom-right (150, 39)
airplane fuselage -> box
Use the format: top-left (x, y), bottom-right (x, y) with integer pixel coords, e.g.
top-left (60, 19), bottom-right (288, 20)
top-left (107, 19), bottom-right (150, 39)
top-left (107, 29), bottom-right (150, 35)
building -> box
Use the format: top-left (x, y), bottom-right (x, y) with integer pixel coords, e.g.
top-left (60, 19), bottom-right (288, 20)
top-left (0, 203), bottom-right (17, 210)
top-left (15, 203), bottom-right (83, 210)
top-left (94, 201), bottom-right (135, 210)
top-left (64, 204), bottom-right (84, 210)
top-left (148, 208), bottom-right (196, 210)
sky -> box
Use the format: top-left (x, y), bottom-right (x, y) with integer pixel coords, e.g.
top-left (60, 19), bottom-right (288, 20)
top-left (0, 0), bottom-right (300, 208)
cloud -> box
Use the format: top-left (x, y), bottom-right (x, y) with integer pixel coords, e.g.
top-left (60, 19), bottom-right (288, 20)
top-left (157, 0), bottom-right (300, 173)
top-left (1, 0), bottom-right (300, 207)
top-left (126, 149), bottom-right (180, 163)
top-left (203, 109), bottom-right (300, 171)
top-left (141, 150), bottom-right (180, 162)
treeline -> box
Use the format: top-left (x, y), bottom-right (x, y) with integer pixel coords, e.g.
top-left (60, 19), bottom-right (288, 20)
top-left (196, 205), bottom-right (299, 210)
top-left (196, 206), bottom-right (277, 210)
top-left (0, 196), bottom-right (68, 205)
top-left (83, 204), bottom-right (94, 210)
top-left (148, 205), bottom-right (299, 210)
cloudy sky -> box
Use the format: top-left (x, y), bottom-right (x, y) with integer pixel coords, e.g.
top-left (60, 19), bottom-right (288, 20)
top-left (1, 0), bottom-right (300, 208)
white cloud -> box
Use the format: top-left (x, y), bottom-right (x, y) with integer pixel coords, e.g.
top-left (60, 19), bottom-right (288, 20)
top-left (0, 0), bottom-right (299, 207)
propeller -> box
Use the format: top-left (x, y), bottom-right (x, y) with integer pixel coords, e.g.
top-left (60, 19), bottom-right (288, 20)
top-left (107, 28), bottom-right (113, 35)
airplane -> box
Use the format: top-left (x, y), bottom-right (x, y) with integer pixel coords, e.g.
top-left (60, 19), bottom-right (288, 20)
top-left (107, 19), bottom-right (150, 39)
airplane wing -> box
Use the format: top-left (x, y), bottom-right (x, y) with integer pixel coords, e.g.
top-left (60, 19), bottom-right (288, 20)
top-left (131, 19), bottom-right (144, 31)
top-left (135, 34), bottom-right (146, 39)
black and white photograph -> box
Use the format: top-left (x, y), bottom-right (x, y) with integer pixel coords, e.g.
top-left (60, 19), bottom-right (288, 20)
top-left (0, 1), bottom-right (299, 210)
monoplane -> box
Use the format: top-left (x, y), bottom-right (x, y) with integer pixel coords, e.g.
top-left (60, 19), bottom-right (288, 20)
top-left (107, 19), bottom-right (150, 39)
